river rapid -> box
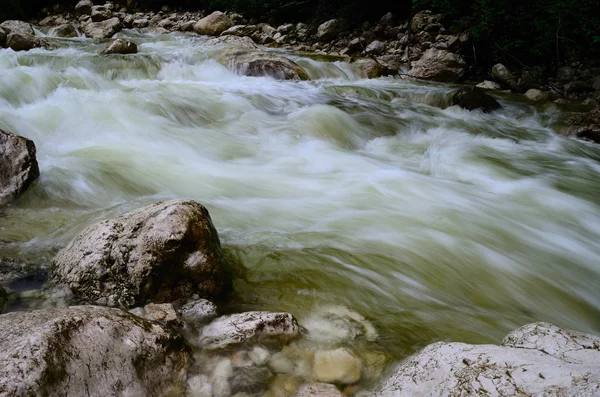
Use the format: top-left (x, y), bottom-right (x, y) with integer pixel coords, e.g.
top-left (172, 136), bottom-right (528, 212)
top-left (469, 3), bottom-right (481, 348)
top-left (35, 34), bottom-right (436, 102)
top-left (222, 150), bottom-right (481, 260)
top-left (2, 29), bottom-right (600, 392)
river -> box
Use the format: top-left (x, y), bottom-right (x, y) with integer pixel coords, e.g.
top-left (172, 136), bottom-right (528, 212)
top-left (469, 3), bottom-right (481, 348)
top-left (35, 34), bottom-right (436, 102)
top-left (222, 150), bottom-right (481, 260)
top-left (2, 29), bottom-right (600, 392)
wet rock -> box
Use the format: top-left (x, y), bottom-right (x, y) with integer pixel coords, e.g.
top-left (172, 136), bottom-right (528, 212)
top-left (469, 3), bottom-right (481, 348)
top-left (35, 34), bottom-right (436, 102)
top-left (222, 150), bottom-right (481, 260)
top-left (194, 11), bottom-right (233, 36)
top-left (230, 365), bottom-right (272, 394)
top-left (312, 348), bottom-right (362, 385)
top-left (0, 285), bottom-right (7, 313)
top-left (267, 352), bottom-right (296, 374)
top-left (75, 0), bottom-right (93, 15)
top-left (524, 88), bottom-right (548, 101)
top-left (476, 80), bottom-right (502, 90)
top-left (198, 312), bottom-right (300, 350)
top-left (451, 87), bottom-right (501, 112)
top-left (0, 27), bottom-right (6, 47)
top-left (83, 17), bottom-right (123, 39)
top-left (180, 298), bottom-right (218, 326)
top-left (353, 58), bottom-right (391, 79)
top-left (317, 19), bottom-right (345, 42)
top-left (249, 346), bottom-right (270, 366)
top-left (133, 18), bottom-right (150, 28)
top-left (131, 302), bottom-right (180, 326)
top-left (99, 38), bottom-right (137, 54)
top-left (39, 15), bottom-right (66, 26)
top-left (6, 32), bottom-right (45, 51)
top-left (302, 305), bottom-right (378, 343)
top-left (365, 40), bottom-right (385, 55)
top-left (295, 383), bottom-right (344, 397)
top-left (53, 24), bottom-right (78, 38)
top-left (565, 106), bottom-right (600, 143)
top-left (0, 130), bottom-right (39, 206)
top-left (158, 19), bottom-right (175, 30)
top-left (0, 305), bottom-right (189, 396)
top-left (277, 23), bottom-right (295, 35)
top-left (408, 48), bottom-right (466, 82)
top-left (52, 199), bottom-right (226, 308)
top-left (375, 322), bottom-right (600, 396)
top-left (491, 63), bottom-right (518, 90)
top-left (410, 10), bottom-right (443, 33)
top-left (0, 20), bottom-right (35, 37)
top-left (91, 5), bottom-right (113, 22)
top-left (187, 374), bottom-right (213, 397)
top-left (230, 51), bottom-right (310, 81)
top-left (211, 358), bottom-right (233, 397)
top-left (180, 20), bottom-right (196, 32)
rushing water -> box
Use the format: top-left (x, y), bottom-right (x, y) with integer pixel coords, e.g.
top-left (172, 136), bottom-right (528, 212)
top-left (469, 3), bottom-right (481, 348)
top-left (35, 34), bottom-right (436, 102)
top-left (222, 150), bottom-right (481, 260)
top-left (2, 29), bottom-right (600, 387)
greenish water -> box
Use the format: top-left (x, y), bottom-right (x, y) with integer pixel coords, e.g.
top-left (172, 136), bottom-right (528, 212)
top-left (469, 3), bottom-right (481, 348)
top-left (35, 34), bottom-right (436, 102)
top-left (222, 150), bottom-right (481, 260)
top-left (2, 30), bottom-right (600, 370)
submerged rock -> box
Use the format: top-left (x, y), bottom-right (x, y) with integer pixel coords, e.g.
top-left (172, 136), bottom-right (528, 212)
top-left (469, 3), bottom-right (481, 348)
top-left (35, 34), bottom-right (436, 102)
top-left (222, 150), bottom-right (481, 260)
top-left (451, 87), bottom-right (501, 112)
top-left (295, 383), bottom-right (344, 397)
top-left (180, 298), bottom-right (218, 326)
top-left (99, 38), bottom-right (138, 54)
top-left (0, 305), bottom-right (189, 397)
top-left (0, 130), bottom-right (40, 206)
top-left (52, 199), bottom-right (227, 307)
top-left (194, 11), bottom-right (233, 36)
top-left (375, 322), bottom-right (600, 396)
top-left (408, 48), bottom-right (466, 82)
top-left (83, 17), bottom-right (123, 39)
top-left (312, 348), bottom-right (362, 385)
top-left (198, 311), bottom-right (300, 349)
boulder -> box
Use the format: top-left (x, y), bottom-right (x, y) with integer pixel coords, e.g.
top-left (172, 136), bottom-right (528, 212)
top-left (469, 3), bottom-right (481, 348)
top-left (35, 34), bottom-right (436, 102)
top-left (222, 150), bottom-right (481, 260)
top-left (75, 0), bottom-right (93, 15)
top-left (410, 10), bottom-right (443, 33)
top-left (91, 5), bottom-right (113, 22)
top-left (451, 87), bottom-right (501, 112)
top-left (230, 51), bottom-right (310, 81)
top-left (0, 20), bottom-right (35, 37)
top-left (53, 24), bottom-right (78, 38)
top-left (83, 17), bottom-right (123, 39)
top-left (131, 302), bottom-right (180, 326)
top-left (0, 285), bottom-right (7, 313)
top-left (52, 199), bottom-right (227, 307)
top-left (491, 63), bottom-right (518, 90)
top-left (0, 130), bottom-right (39, 206)
top-left (408, 48), bottom-right (466, 82)
top-left (476, 80), bottom-right (502, 90)
top-left (193, 11), bottom-right (233, 36)
top-left (179, 298), bottom-right (218, 326)
top-left (365, 40), bottom-right (385, 55)
top-left (565, 106), bottom-right (600, 143)
top-left (99, 38), bottom-right (137, 54)
top-left (220, 24), bottom-right (257, 37)
top-left (295, 383), bottom-right (344, 397)
top-left (524, 88), bottom-right (548, 101)
top-left (0, 306), bottom-right (189, 397)
top-left (354, 58), bottom-right (392, 79)
top-left (198, 311), bottom-right (300, 349)
top-left (312, 348), bottom-right (362, 385)
top-left (0, 27), bottom-right (6, 47)
top-left (132, 18), bottom-right (150, 28)
top-left (6, 32), bottom-right (45, 51)
top-left (375, 322), bottom-right (600, 396)
top-left (317, 19), bottom-right (345, 42)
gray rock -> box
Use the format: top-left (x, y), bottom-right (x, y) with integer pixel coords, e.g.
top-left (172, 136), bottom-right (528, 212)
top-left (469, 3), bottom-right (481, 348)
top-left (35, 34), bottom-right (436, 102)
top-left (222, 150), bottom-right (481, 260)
top-left (408, 48), bottom-right (466, 82)
top-left (230, 365), bottom-right (272, 394)
top-left (99, 38), bottom-right (137, 54)
top-left (491, 63), bottom-right (518, 90)
top-left (375, 322), bottom-right (600, 396)
top-left (0, 130), bottom-right (39, 206)
top-left (91, 5), bottom-right (113, 22)
top-left (0, 285), bottom-right (8, 313)
top-left (0, 306), bottom-right (189, 397)
top-left (354, 58), bottom-right (392, 79)
top-left (0, 20), bottom-right (35, 37)
top-left (180, 299), bottom-right (218, 325)
top-left (277, 23), bottom-right (294, 34)
top-left (83, 17), bottom-right (123, 39)
top-left (221, 24), bottom-right (257, 37)
top-left (476, 80), bottom-right (502, 90)
top-left (229, 51), bottom-right (310, 81)
top-left (52, 199), bottom-right (226, 307)
top-left (365, 40), bottom-right (385, 55)
top-left (524, 88), bottom-right (548, 101)
top-left (410, 10), bottom-right (443, 33)
top-left (6, 32), bottom-right (45, 51)
top-left (180, 20), bottom-right (196, 32)
top-left (53, 24), bottom-right (78, 38)
top-left (198, 312), bottom-right (300, 350)
top-left (228, 12), bottom-right (246, 25)
top-left (593, 76), bottom-right (600, 91)
top-left (132, 18), bottom-right (149, 28)
top-left (133, 302), bottom-right (180, 326)
top-left (451, 87), bottom-right (501, 112)
top-left (565, 80), bottom-right (591, 93)
top-left (194, 11), bottom-right (233, 36)
top-left (565, 106), bottom-right (600, 143)
top-left (295, 383), bottom-right (344, 397)
top-left (0, 27), bottom-right (6, 47)
top-left (317, 19), bottom-right (345, 42)
top-left (75, 0), bottom-right (93, 15)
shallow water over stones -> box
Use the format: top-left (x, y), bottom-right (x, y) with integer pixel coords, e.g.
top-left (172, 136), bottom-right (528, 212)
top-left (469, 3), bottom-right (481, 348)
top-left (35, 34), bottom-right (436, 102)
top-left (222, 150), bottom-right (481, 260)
top-left (1, 28), bottom-right (600, 395)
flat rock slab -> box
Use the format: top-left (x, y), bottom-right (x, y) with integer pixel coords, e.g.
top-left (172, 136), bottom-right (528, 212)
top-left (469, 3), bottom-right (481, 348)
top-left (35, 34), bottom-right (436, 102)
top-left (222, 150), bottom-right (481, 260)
top-left (0, 129), bottom-right (39, 206)
top-left (0, 305), bottom-right (190, 397)
top-left (375, 322), bottom-right (600, 396)
top-left (198, 311), bottom-right (300, 349)
top-left (52, 199), bottom-right (226, 307)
